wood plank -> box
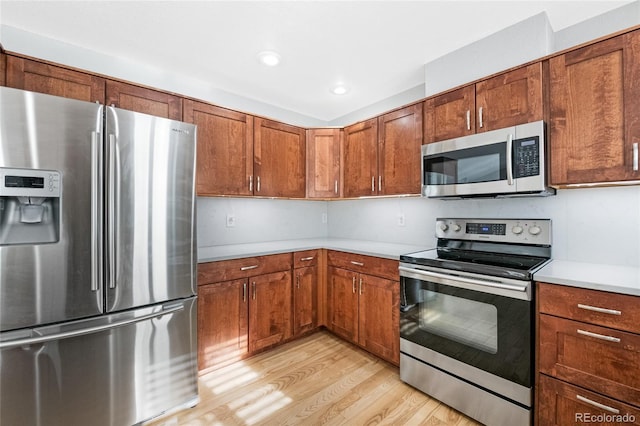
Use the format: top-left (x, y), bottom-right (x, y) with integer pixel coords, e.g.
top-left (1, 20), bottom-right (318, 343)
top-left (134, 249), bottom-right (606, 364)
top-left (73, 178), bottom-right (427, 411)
top-left (145, 331), bottom-right (480, 426)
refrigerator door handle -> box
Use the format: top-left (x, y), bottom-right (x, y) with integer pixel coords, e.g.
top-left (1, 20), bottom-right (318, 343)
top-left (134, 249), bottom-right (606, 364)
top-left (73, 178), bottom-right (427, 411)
top-left (91, 130), bottom-right (102, 292)
top-left (108, 133), bottom-right (118, 289)
top-left (0, 304), bottom-right (184, 350)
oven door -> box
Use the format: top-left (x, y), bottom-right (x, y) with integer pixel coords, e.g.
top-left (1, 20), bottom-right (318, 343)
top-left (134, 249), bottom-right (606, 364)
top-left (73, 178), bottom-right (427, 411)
top-left (422, 125), bottom-right (516, 198)
top-left (399, 265), bottom-right (533, 393)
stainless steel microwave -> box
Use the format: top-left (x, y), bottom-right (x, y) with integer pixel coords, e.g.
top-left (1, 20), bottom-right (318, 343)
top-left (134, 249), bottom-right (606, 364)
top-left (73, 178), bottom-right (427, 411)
top-left (422, 120), bottom-right (555, 199)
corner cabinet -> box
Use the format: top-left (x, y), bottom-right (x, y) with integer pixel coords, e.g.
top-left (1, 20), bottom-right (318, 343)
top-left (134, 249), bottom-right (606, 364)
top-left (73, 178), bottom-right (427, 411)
top-left (306, 129), bottom-right (342, 198)
top-left (254, 118), bottom-right (306, 198)
top-left (326, 251), bottom-right (400, 365)
top-left (536, 282), bottom-right (640, 424)
top-left (5, 55), bottom-right (105, 103)
top-left (424, 62), bottom-right (543, 143)
top-left (343, 103), bottom-right (423, 197)
top-left (549, 31), bottom-right (640, 185)
top-left (183, 100), bottom-right (254, 196)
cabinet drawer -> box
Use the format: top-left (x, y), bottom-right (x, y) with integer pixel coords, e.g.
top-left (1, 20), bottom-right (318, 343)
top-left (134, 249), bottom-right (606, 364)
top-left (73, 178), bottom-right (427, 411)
top-left (538, 282), bottom-right (640, 333)
top-left (539, 314), bottom-right (640, 405)
top-left (293, 249), bottom-right (319, 268)
top-left (198, 253), bottom-right (292, 285)
top-left (327, 250), bottom-right (398, 281)
top-left (538, 374), bottom-right (640, 425)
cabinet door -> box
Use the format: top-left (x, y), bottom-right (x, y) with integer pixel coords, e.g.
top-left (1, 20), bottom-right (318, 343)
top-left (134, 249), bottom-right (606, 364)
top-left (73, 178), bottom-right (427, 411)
top-left (0, 53), bottom-right (7, 87)
top-left (475, 63), bottom-right (543, 132)
top-left (343, 118), bottom-right (379, 197)
top-left (538, 374), bottom-right (640, 426)
top-left (293, 265), bottom-right (318, 336)
top-left (378, 103), bottom-right (423, 195)
top-left (249, 270), bottom-right (292, 352)
top-left (424, 85), bottom-right (475, 143)
top-left (5, 56), bottom-right (105, 103)
top-left (105, 80), bottom-right (182, 120)
top-left (197, 280), bottom-right (248, 372)
top-left (306, 128), bottom-right (342, 198)
top-left (549, 32), bottom-right (640, 184)
top-left (183, 100), bottom-right (254, 196)
top-left (254, 118), bottom-right (306, 198)
top-left (326, 266), bottom-right (359, 342)
top-left (539, 314), bottom-right (640, 405)
top-left (358, 274), bottom-right (399, 365)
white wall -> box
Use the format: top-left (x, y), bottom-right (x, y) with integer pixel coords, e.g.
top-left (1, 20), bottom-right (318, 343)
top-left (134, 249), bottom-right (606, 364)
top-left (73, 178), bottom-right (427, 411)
top-left (327, 187), bottom-right (640, 267)
top-left (196, 197), bottom-right (328, 247)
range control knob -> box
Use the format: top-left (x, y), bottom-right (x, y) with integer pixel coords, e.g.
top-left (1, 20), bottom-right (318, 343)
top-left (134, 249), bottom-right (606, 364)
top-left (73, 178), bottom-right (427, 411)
top-left (440, 223), bottom-right (449, 232)
top-left (512, 225), bottom-right (524, 235)
top-left (529, 225), bottom-right (542, 236)
top-left (452, 224), bottom-right (461, 232)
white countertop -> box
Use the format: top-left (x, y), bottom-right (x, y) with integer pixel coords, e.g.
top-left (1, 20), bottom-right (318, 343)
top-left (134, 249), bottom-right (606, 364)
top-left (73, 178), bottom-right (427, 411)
top-left (535, 260), bottom-right (640, 297)
top-left (198, 238), bottom-right (429, 263)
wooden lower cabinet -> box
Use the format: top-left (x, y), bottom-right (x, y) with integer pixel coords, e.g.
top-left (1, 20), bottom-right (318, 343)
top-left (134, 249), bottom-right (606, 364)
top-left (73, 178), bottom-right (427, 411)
top-left (326, 251), bottom-right (400, 365)
top-left (538, 375), bottom-right (640, 426)
top-left (536, 282), bottom-right (640, 423)
top-left (249, 270), bottom-right (292, 352)
top-left (197, 279), bottom-right (248, 371)
top-left (197, 254), bottom-right (292, 372)
top-left (327, 266), bottom-right (359, 342)
top-left (293, 265), bottom-right (318, 336)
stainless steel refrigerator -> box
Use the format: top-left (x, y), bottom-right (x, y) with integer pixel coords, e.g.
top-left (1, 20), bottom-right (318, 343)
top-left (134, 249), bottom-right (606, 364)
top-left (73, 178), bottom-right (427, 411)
top-left (0, 87), bottom-right (198, 426)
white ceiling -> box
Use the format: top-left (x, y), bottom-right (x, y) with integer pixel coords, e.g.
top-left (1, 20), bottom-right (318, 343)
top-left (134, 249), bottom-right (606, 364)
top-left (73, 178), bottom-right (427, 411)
top-left (0, 1), bottom-right (633, 122)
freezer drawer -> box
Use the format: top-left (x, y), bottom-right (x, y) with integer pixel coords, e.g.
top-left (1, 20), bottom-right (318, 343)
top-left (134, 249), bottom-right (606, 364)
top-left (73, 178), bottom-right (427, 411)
top-left (0, 297), bottom-right (198, 426)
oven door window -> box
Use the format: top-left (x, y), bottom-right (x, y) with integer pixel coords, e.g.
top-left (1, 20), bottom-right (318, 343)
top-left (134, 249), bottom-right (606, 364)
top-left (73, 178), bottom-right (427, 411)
top-left (400, 277), bottom-right (532, 388)
top-left (424, 142), bottom-right (507, 185)
top-left (420, 290), bottom-right (498, 354)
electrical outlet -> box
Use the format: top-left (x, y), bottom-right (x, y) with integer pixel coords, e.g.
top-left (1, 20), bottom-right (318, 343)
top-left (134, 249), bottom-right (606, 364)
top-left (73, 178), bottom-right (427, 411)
top-left (226, 214), bottom-right (236, 227)
top-left (397, 213), bottom-right (405, 227)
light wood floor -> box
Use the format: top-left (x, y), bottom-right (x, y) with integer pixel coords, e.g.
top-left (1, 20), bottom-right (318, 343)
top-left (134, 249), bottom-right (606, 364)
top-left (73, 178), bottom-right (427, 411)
top-left (147, 331), bottom-right (481, 425)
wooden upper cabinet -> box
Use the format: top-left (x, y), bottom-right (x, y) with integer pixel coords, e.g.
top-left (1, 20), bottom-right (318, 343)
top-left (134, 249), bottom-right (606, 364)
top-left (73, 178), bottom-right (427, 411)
top-left (5, 55), bottom-right (105, 103)
top-left (424, 85), bottom-right (475, 143)
top-left (105, 80), bottom-right (182, 120)
top-left (183, 100), bottom-right (254, 196)
top-left (254, 118), bottom-right (306, 198)
top-left (549, 31), bottom-right (640, 185)
top-left (378, 103), bottom-right (423, 195)
top-left (343, 118), bottom-right (379, 197)
top-left (476, 62), bottom-right (543, 132)
top-left (306, 128), bottom-right (342, 198)
top-left (0, 53), bottom-right (7, 87)
top-left (424, 63), bottom-right (543, 143)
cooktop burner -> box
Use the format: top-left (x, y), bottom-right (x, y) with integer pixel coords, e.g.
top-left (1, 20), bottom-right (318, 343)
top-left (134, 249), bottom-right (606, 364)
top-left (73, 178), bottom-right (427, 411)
top-left (400, 218), bottom-right (552, 281)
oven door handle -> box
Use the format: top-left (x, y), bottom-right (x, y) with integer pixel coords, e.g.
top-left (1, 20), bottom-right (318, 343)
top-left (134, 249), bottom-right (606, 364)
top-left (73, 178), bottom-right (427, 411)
top-left (399, 266), bottom-right (528, 293)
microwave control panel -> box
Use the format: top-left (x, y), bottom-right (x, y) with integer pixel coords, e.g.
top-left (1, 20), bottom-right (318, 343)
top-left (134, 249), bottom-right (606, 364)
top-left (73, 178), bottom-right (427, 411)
top-left (514, 137), bottom-right (540, 178)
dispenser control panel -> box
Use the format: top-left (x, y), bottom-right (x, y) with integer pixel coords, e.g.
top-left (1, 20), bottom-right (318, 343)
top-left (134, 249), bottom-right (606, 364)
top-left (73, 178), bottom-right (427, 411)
top-left (0, 168), bottom-right (61, 197)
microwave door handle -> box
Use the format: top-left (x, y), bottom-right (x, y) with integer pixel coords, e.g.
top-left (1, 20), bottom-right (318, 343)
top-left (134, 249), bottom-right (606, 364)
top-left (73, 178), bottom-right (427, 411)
top-left (506, 133), bottom-right (514, 185)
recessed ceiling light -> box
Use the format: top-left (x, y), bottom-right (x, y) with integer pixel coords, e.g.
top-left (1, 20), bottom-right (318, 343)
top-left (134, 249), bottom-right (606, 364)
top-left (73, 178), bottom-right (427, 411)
top-left (257, 51), bottom-right (281, 67)
top-left (331, 85), bottom-right (349, 95)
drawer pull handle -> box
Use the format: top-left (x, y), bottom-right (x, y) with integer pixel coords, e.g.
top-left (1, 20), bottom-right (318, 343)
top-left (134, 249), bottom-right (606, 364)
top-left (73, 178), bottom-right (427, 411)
top-left (240, 265), bottom-right (259, 271)
top-left (576, 395), bottom-right (620, 414)
top-left (577, 329), bottom-right (621, 343)
top-left (350, 261), bottom-right (364, 266)
top-left (578, 303), bottom-right (621, 316)
top-left (300, 257), bottom-right (314, 261)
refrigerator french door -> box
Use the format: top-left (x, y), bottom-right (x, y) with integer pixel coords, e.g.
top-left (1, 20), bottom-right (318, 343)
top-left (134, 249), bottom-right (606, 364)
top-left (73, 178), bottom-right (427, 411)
top-left (0, 87), bottom-right (198, 426)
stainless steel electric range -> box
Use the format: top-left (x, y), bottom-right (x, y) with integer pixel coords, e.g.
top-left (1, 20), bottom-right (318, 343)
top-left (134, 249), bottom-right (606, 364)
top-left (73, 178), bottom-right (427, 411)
top-left (399, 218), bottom-right (552, 426)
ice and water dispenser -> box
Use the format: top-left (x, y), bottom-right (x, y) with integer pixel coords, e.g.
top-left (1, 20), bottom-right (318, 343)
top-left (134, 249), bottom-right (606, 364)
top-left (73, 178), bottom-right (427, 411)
top-left (0, 168), bottom-right (61, 245)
